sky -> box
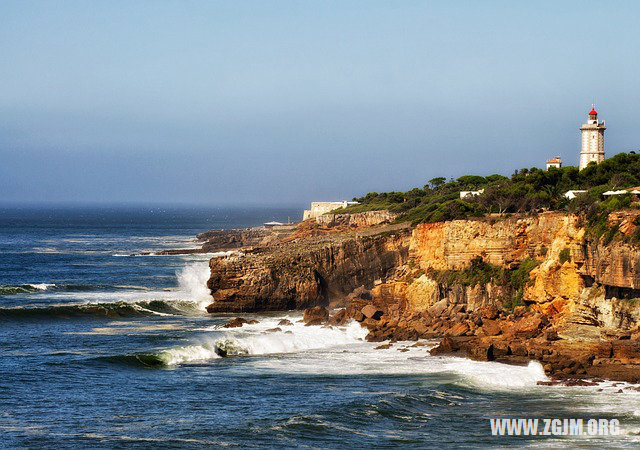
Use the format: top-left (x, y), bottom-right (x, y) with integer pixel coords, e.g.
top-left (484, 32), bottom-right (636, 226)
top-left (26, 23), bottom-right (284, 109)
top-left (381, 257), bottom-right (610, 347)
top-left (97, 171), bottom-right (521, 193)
top-left (1, 1), bottom-right (640, 206)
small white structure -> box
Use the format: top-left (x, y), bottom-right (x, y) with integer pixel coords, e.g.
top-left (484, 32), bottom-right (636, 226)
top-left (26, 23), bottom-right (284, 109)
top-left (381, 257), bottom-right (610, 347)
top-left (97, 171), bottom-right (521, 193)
top-left (459, 189), bottom-right (484, 199)
top-left (603, 187), bottom-right (640, 197)
top-left (603, 190), bottom-right (629, 197)
top-left (579, 106), bottom-right (606, 170)
top-left (303, 201), bottom-right (359, 220)
top-left (546, 156), bottom-right (562, 170)
top-left (564, 190), bottom-right (588, 200)
top-left (263, 221), bottom-right (284, 228)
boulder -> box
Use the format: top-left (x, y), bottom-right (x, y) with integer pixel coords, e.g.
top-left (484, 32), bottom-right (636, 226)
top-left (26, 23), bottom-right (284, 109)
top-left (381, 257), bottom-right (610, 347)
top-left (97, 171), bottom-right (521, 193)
top-left (361, 304), bottom-right (383, 320)
top-left (513, 306), bottom-right (527, 317)
top-left (612, 340), bottom-right (640, 363)
top-left (448, 322), bottom-right (470, 337)
top-left (222, 317), bottom-right (258, 328)
top-left (430, 336), bottom-right (458, 355)
top-left (328, 308), bottom-right (349, 326)
top-left (427, 299), bottom-right (448, 317)
top-left (513, 315), bottom-right (544, 338)
top-left (277, 319), bottom-right (293, 326)
top-left (305, 318), bottom-right (325, 326)
top-left (480, 305), bottom-right (500, 320)
top-left (544, 328), bottom-right (559, 341)
top-left (303, 306), bottom-right (329, 325)
top-left (481, 319), bottom-right (502, 336)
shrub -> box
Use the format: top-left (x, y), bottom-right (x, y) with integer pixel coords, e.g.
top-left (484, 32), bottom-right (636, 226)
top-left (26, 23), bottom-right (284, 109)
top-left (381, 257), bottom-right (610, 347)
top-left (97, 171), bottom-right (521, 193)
top-left (558, 248), bottom-right (571, 264)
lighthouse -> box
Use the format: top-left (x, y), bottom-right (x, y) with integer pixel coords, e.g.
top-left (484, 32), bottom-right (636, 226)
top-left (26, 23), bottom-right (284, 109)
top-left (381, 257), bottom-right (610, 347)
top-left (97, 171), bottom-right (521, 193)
top-left (579, 106), bottom-right (606, 170)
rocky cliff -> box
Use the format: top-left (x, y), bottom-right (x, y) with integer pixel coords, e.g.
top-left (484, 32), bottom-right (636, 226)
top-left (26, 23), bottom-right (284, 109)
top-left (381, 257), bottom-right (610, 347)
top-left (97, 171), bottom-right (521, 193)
top-left (204, 210), bottom-right (640, 382)
top-left (205, 224), bottom-right (410, 313)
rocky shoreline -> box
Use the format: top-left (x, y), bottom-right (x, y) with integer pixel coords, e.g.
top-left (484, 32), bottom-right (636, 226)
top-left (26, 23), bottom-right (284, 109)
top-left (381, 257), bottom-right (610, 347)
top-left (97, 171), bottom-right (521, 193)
top-left (199, 210), bottom-right (640, 384)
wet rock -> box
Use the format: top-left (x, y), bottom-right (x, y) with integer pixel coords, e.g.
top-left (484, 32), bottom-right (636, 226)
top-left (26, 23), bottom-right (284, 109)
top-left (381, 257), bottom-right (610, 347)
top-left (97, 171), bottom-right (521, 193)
top-left (430, 336), bottom-right (458, 355)
top-left (303, 306), bottom-right (329, 325)
top-left (277, 319), bottom-right (293, 326)
top-left (305, 318), bottom-right (325, 326)
top-left (328, 308), bottom-right (348, 326)
top-left (222, 317), bottom-right (258, 328)
top-left (375, 343), bottom-right (392, 350)
top-left (265, 327), bottom-right (282, 333)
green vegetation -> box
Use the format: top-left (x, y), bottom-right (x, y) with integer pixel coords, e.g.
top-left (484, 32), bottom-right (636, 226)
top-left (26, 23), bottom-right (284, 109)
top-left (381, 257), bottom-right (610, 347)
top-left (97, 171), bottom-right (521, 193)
top-left (339, 152), bottom-right (640, 226)
top-left (428, 257), bottom-right (539, 290)
top-left (558, 248), bottom-right (572, 264)
top-left (504, 290), bottom-right (525, 312)
top-left (427, 257), bottom-right (539, 313)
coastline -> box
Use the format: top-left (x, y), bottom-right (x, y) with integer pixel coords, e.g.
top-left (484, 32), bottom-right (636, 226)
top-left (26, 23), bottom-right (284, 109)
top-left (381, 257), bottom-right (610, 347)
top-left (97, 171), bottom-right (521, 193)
top-left (201, 210), bottom-right (640, 384)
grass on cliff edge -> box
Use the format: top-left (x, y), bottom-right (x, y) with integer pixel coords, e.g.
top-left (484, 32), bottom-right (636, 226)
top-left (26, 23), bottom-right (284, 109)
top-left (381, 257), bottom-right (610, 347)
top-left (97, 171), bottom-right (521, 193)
top-left (336, 151), bottom-right (640, 226)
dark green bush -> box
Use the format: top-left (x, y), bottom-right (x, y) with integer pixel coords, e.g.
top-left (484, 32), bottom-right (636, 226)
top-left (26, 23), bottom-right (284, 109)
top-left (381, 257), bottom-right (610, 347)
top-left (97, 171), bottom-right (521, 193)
top-left (558, 248), bottom-right (571, 264)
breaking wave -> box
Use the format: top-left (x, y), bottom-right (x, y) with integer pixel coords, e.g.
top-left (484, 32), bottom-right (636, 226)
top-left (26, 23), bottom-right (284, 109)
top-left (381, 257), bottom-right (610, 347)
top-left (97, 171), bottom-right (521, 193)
top-left (103, 317), bottom-right (549, 392)
top-left (0, 300), bottom-right (204, 320)
top-left (1, 259), bottom-right (215, 320)
top-left (0, 283), bottom-right (149, 295)
top-left (110, 320), bottom-right (370, 368)
top-left (175, 260), bottom-right (212, 309)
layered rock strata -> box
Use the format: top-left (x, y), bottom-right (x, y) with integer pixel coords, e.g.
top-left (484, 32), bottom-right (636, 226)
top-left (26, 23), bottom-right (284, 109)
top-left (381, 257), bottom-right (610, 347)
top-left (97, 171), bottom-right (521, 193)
top-left (206, 224), bottom-right (410, 313)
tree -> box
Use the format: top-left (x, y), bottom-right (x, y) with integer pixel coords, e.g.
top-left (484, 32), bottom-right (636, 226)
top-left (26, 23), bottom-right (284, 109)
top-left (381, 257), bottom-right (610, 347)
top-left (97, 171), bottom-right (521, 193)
top-left (429, 177), bottom-right (446, 189)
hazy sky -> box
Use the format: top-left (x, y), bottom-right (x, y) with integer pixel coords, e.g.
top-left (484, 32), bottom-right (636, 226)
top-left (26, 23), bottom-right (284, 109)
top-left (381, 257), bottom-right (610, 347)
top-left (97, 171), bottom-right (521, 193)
top-left (1, 1), bottom-right (639, 206)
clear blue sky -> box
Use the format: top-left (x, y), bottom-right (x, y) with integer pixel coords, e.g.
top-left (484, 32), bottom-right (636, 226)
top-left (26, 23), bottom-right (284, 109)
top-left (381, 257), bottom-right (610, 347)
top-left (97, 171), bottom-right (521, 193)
top-left (1, 1), bottom-right (639, 206)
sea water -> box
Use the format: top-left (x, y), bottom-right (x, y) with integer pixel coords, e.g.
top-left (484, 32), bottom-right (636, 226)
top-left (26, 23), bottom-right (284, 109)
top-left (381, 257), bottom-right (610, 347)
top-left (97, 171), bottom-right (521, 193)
top-left (1, 206), bottom-right (639, 448)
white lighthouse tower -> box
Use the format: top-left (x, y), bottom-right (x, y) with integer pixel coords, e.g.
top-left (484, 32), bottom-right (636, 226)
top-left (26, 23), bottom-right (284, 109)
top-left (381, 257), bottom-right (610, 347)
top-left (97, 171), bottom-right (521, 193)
top-left (579, 105), bottom-right (606, 170)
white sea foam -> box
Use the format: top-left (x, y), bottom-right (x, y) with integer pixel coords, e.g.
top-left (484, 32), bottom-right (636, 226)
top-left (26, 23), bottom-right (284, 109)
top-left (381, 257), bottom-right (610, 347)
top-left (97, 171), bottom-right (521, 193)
top-left (175, 261), bottom-right (213, 309)
top-left (28, 283), bottom-right (55, 291)
top-left (156, 343), bottom-right (222, 365)
top-left (20, 260), bottom-right (215, 313)
top-left (155, 317), bottom-right (550, 391)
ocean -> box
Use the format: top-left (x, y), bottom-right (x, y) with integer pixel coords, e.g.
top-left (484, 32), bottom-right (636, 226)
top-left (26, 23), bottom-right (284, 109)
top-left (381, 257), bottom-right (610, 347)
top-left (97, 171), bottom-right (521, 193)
top-left (1, 206), bottom-right (639, 448)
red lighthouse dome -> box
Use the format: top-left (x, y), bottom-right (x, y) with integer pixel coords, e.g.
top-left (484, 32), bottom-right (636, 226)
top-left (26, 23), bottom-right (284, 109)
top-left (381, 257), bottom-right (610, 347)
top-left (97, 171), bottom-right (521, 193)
top-left (589, 107), bottom-right (597, 115)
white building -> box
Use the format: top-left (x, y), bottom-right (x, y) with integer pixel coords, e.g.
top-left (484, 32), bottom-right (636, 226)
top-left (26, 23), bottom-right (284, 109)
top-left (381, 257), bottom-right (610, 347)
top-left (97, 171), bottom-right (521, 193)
top-left (546, 156), bottom-right (562, 170)
top-left (459, 189), bottom-right (484, 199)
top-left (563, 190), bottom-right (588, 200)
top-left (579, 106), bottom-right (606, 170)
top-left (302, 201), bottom-right (359, 220)
top-left (603, 187), bottom-right (640, 197)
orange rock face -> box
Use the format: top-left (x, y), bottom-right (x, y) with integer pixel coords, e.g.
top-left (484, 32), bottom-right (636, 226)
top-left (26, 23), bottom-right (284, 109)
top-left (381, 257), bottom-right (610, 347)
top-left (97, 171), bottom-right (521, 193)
top-left (410, 212), bottom-right (584, 271)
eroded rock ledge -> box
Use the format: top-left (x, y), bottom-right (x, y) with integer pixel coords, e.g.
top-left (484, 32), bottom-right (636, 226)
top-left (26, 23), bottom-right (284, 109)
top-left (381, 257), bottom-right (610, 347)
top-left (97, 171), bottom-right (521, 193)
top-left (205, 223), bottom-right (411, 313)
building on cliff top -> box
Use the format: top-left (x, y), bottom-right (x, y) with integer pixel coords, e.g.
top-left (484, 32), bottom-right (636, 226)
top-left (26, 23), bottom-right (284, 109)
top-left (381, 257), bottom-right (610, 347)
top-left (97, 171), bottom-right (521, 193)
top-left (603, 187), bottom-right (640, 197)
top-left (303, 201), bottom-right (359, 220)
top-left (579, 105), bottom-right (606, 170)
top-left (459, 189), bottom-right (484, 199)
top-left (546, 156), bottom-right (562, 170)
top-left (564, 190), bottom-right (588, 200)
